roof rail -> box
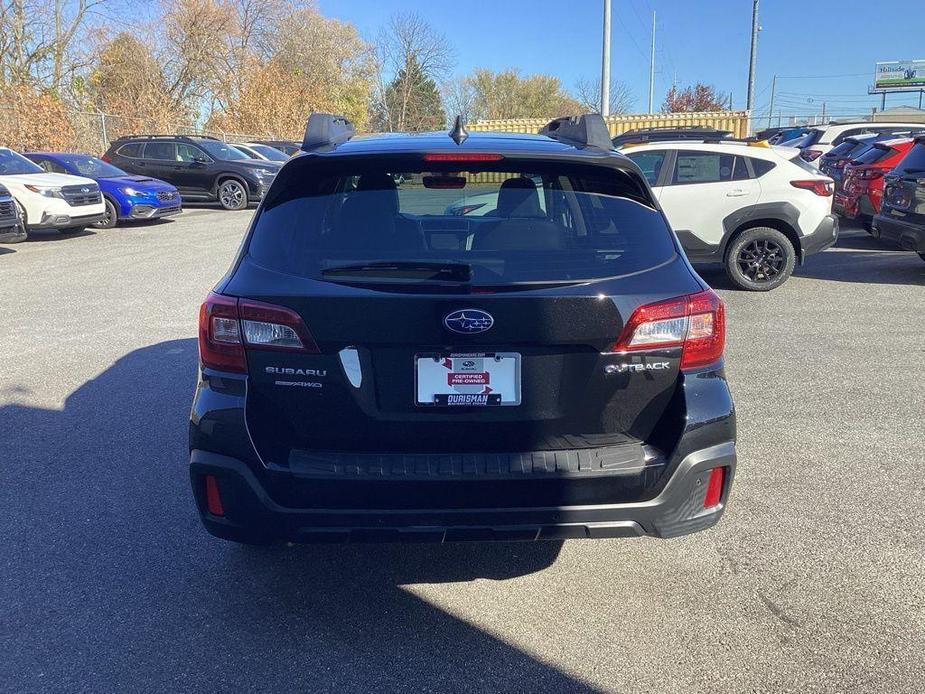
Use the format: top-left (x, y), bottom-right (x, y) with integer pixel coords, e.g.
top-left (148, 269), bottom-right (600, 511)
top-left (302, 113), bottom-right (355, 151)
top-left (539, 114), bottom-right (613, 150)
top-left (114, 134), bottom-right (219, 142)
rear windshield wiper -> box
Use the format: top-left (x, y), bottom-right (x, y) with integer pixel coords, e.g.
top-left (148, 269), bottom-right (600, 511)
top-left (321, 261), bottom-right (472, 283)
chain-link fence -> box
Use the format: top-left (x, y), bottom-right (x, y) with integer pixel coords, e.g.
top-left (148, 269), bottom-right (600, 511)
top-left (0, 104), bottom-right (281, 155)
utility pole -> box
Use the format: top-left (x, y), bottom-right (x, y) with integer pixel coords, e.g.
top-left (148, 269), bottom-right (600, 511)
top-left (647, 10), bottom-right (656, 113)
top-left (821, 102), bottom-right (826, 123)
top-left (746, 0), bottom-right (759, 115)
top-left (767, 75), bottom-right (777, 129)
top-left (601, 0), bottom-right (611, 116)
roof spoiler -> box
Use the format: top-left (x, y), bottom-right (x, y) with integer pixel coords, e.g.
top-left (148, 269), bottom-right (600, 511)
top-left (539, 114), bottom-right (613, 150)
top-left (302, 113), bottom-right (355, 151)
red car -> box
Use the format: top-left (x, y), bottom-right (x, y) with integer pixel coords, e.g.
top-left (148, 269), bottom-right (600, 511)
top-left (836, 137), bottom-right (918, 223)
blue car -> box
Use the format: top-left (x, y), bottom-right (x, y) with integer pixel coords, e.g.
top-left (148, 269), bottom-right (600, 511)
top-left (24, 152), bottom-right (182, 228)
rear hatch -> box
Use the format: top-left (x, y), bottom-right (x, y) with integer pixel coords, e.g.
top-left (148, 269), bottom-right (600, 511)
top-left (882, 140), bottom-right (925, 225)
top-left (218, 152), bottom-right (714, 502)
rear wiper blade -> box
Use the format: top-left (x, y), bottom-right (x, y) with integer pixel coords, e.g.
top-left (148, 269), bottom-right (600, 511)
top-left (321, 261), bottom-right (472, 283)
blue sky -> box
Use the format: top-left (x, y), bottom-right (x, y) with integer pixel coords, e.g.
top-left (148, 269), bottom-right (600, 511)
top-left (319, 0), bottom-right (925, 119)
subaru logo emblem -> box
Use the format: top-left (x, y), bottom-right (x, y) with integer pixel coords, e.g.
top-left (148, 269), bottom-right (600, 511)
top-left (444, 309), bottom-right (494, 334)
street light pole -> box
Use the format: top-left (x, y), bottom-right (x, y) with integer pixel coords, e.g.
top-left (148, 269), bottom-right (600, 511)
top-left (648, 11), bottom-right (656, 113)
top-left (601, 0), bottom-right (611, 116)
top-left (746, 0), bottom-right (759, 119)
top-left (767, 74), bottom-right (777, 129)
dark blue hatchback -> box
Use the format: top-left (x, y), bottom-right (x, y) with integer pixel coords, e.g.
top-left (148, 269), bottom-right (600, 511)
top-left (25, 152), bottom-right (182, 228)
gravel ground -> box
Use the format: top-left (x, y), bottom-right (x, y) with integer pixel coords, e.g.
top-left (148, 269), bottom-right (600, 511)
top-left (1, 211), bottom-right (923, 694)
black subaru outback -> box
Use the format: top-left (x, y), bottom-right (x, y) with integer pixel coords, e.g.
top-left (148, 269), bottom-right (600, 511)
top-left (190, 113), bottom-right (736, 544)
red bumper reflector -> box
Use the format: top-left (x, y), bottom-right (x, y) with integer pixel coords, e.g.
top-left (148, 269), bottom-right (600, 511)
top-left (703, 467), bottom-right (726, 509)
top-left (205, 475), bottom-right (225, 516)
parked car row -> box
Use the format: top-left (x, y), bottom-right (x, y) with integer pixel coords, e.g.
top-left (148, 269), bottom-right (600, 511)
top-left (0, 137), bottom-right (300, 243)
top-left (756, 121), bottom-right (925, 264)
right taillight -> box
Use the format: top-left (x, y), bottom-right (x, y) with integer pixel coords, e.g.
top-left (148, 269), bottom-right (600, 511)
top-left (610, 289), bottom-right (726, 370)
top-left (198, 292), bottom-right (318, 372)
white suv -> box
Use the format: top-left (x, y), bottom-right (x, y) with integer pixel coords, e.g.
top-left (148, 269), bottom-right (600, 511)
top-left (624, 141), bottom-right (838, 290)
top-left (0, 147), bottom-right (106, 235)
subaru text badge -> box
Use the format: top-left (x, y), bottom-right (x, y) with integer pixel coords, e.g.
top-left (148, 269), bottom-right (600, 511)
top-left (443, 309), bottom-right (494, 334)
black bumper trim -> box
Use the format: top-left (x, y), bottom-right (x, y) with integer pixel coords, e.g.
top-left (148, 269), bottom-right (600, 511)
top-left (872, 213), bottom-right (925, 252)
top-left (799, 213), bottom-right (839, 261)
top-left (189, 442), bottom-right (736, 543)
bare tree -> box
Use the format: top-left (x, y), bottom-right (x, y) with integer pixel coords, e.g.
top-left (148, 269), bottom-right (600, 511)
top-left (371, 12), bottom-right (454, 131)
top-left (0, 0), bottom-right (109, 94)
top-left (574, 77), bottom-right (635, 114)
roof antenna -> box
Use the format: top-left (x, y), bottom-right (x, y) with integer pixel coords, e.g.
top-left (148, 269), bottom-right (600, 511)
top-left (449, 115), bottom-right (468, 145)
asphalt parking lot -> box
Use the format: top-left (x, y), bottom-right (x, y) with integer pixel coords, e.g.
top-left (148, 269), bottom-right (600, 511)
top-left (2, 210), bottom-right (924, 693)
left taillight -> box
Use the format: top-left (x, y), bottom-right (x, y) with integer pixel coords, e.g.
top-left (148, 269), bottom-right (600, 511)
top-left (199, 292), bottom-right (246, 373)
top-left (791, 179), bottom-right (834, 197)
top-left (610, 289), bottom-right (726, 371)
top-left (198, 292), bottom-right (319, 373)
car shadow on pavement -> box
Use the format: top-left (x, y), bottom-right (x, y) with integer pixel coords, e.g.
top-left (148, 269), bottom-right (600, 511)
top-left (1, 339), bottom-right (597, 693)
top-left (695, 228), bottom-right (924, 290)
top-left (24, 228), bottom-right (97, 242)
top-left (0, 246), bottom-right (15, 255)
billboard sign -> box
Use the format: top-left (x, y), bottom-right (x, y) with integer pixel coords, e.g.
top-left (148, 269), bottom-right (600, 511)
top-left (875, 60), bottom-right (925, 91)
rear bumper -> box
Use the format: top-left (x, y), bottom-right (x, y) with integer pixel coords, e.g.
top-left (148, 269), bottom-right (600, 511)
top-left (872, 213), bottom-right (925, 252)
top-left (190, 441), bottom-right (736, 543)
top-left (800, 213), bottom-right (839, 260)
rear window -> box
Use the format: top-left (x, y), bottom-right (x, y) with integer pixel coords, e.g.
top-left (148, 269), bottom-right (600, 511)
top-left (854, 146), bottom-right (891, 165)
top-left (246, 158), bottom-right (676, 284)
top-left (824, 141), bottom-right (858, 158)
top-left (894, 142), bottom-right (925, 173)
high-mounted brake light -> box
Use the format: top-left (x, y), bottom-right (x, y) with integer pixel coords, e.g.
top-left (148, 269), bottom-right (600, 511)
top-left (422, 153), bottom-right (504, 162)
top-left (791, 179), bottom-right (834, 196)
top-left (198, 292), bottom-right (319, 372)
top-left (610, 289), bottom-right (726, 370)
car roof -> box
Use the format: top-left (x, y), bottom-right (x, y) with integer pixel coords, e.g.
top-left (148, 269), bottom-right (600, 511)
top-left (305, 130), bottom-right (616, 158)
top-left (294, 131), bottom-right (638, 172)
top-left (620, 140), bottom-right (787, 160)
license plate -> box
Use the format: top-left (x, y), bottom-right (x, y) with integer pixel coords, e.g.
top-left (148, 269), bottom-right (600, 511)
top-left (415, 353), bottom-right (521, 406)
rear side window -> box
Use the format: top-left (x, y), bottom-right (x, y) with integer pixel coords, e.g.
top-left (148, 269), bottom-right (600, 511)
top-left (117, 143), bottom-right (142, 158)
top-left (246, 158), bottom-right (677, 284)
top-left (625, 150), bottom-right (666, 185)
top-left (894, 143), bottom-right (925, 173)
top-left (750, 158), bottom-right (776, 177)
top-left (671, 151), bottom-right (747, 184)
top-left (143, 142), bottom-right (176, 160)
